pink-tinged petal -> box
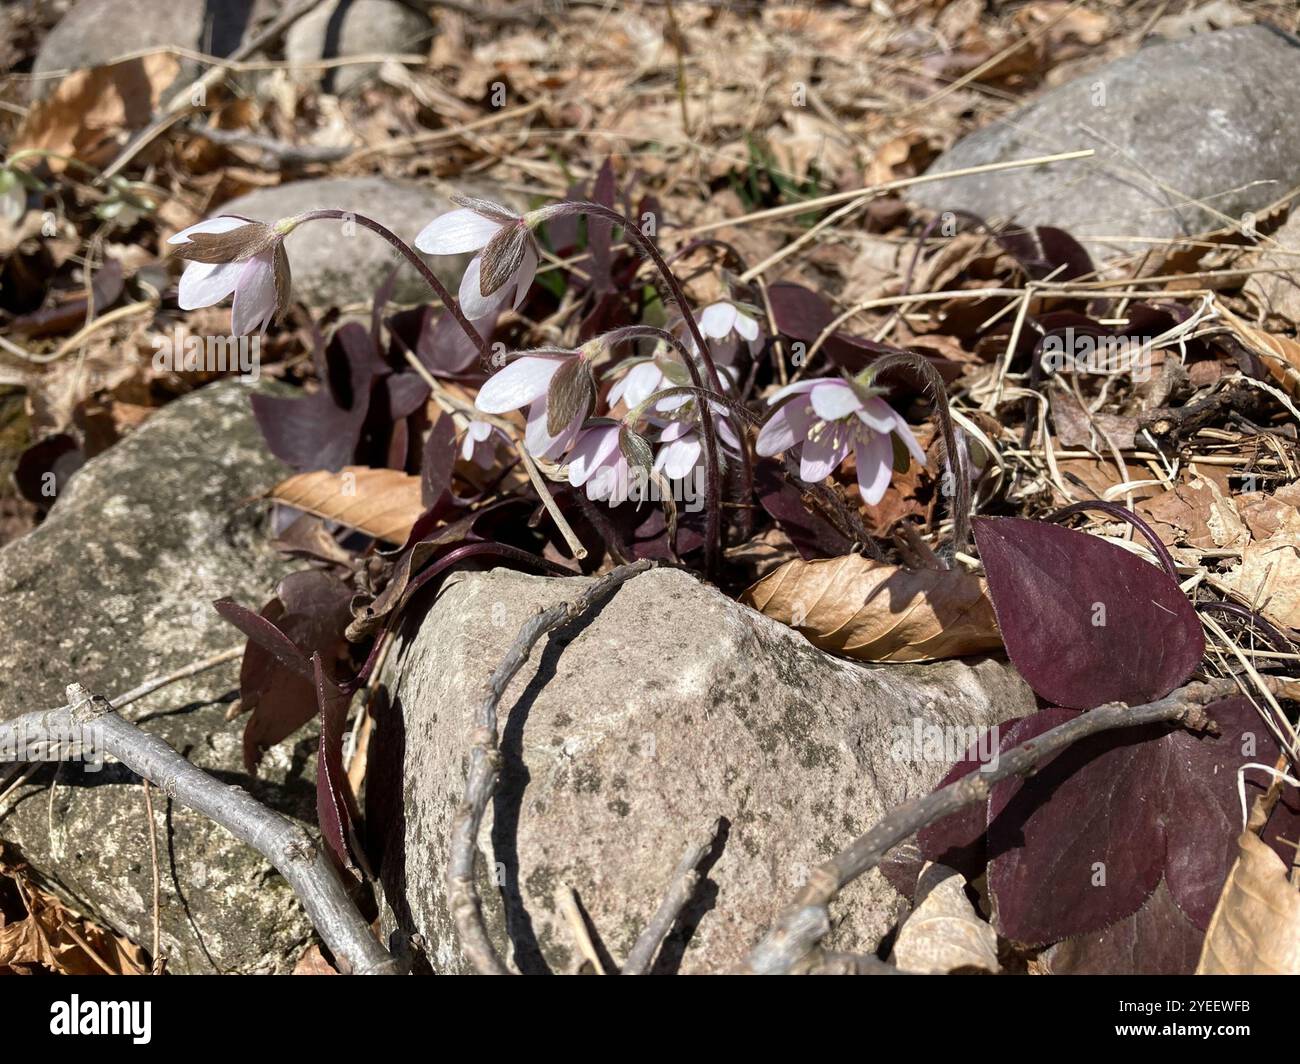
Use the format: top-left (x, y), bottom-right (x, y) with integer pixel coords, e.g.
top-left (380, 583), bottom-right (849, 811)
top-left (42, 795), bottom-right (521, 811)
top-left (230, 252), bottom-right (277, 334)
top-left (799, 433), bottom-right (849, 483)
top-left (890, 410), bottom-right (928, 466)
top-left (699, 301), bottom-right (738, 339)
top-left (567, 426), bottom-right (620, 487)
top-left (714, 413), bottom-right (741, 451)
top-left (755, 399), bottom-right (814, 456)
top-left (460, 432), bottom-right (475, 462)
top-left (654, 434), bottom-right (701, 480)
top-left (167, 216), bottom-right (248, 245)
top-left (458, 253), bottom-right (510, 320)
top-left (765, 377), bottom-right (824, 406)
top-left (653, 392), bottom-right (690, 413)
top-left (658, 419), bottom-right (691, 443)
top-left (475, 355), bottom-right (562, 414)
top-left (733, 310), bottom-right (760, 342)
top-left (524, 400), bottom-right (582, 459)
top-left (810, 380), bottom-right (861, 422)
top-left (854, 396), bottom-right (897, 433)
top-left (467, 419), bottom-right (494, 442)
top-left (177, 260), bottom-right (242, 310)
top-left (511, 242), bottom-right (537, 310)
top-left (414, 208), bottom-right (502, 254)
top-left (854, 432), bottom-right (893, 506)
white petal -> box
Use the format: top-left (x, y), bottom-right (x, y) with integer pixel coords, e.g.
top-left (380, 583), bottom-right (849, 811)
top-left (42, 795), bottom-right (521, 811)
top-left (699, 301), bottom-right (738, 339)
top-left (467, 419), bottom-right (494, 442)
top-left (459, 253), bottom-right (510, 320)
top-left (460, 432), bottom-right (475, 462)
top-left (414, 209), bottom-right (501, 254)
top-left (854, 433), bottom-right (894, 506)
top-left (714, 413), bottom-right (741, 452)
top-left (230, 252), bottom-right (277, 334)
top-left (810, 381), bottom-right (861, 422)
top-left (476, 356), bottom-right (562, 414)
top-left (524, 400), bottom-right (581, 460)
top-left (799, 434), bottom-right (849, 483)
top-left (511, 242), bottom-right (538, 310)
top-left (167, 216), bottom-right (248, 245)
top-left (654, 435), bottom-right (701, 480)
top-left (891, 410), bottom-right (928, 467)
top-left (177, 260), bottom-right (242, 310)
top-left (755, 400), bottom-right (814, 456)
top-left (765, 378), bottom-right (823, 406)
top-left (612, 361), bottom-right (666, 409)
top-left (855, 397), bottom-right (897, 433)
top-left (567, 427), bottom-right (620, 487)
top-left (733, 310), bottom-right (760, 342)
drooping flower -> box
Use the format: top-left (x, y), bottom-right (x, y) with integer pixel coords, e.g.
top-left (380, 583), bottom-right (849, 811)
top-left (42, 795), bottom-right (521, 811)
top-left (459, 417), bottom-right (507, 469)
top-left (167, 215), bottom-right (292, 335)
top-left (415, 195), bottom-right (553, 320)
top-left (756, 376), bottom-right (926, 505)
top-left (474, 346), bottom-right (594, 460)
top-left (699, 299), bottom-right (760, 344)
top-left (566, 422), bottom-right (633, 505)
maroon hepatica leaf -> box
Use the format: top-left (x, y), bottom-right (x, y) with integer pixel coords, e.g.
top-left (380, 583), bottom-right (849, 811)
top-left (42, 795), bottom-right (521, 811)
top-left (972, 516), bottom-right (1204, 710)
top-left (918, 697), bottom-right (1300, 949)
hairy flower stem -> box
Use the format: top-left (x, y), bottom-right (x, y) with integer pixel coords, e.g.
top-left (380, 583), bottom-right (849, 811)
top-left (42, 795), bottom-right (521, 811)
top-left (604, 325), bottom-right (725, 575)
top-left (291, 209), bottom-right (489, 364)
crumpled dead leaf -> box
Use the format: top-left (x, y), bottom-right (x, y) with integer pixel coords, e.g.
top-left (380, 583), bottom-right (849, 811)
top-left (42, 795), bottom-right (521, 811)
top-left (13, 53), bottom-right (181, 171)
top-left (740, 554), bottom-right (1002, 662)
top-left (270, 467), bottom-right (424, 546)
top-left (892, 861), bottom-right (999, 974)
top-left (1197, 796), bottom-right (1300, 975)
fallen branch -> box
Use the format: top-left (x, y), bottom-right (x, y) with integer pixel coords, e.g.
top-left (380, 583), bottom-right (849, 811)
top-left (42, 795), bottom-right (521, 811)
top-left (744, 677), bottom-right (1288, 975)
top-left (447, 560), bottom-right (655, 975)
top-left (622, 818), bottom-right (719, 975)
top-left (0, 683), bottom-right (396, 975)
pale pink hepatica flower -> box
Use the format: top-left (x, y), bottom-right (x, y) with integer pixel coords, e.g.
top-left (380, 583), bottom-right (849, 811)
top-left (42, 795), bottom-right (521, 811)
top-left (415, 195), bottom-right (554, 320)
top-left (566, 422), bottom-right (632, 505)
top-left (167, 216), bottom-right (291, 335)
top-left (756, 377), bottom-right (926, 505)
top-left (474, 348), bottom-right (593, 460)
top-left (460, 417), bottom-right (507, 469)
top-left (699, 300), bottom-right (761, 345)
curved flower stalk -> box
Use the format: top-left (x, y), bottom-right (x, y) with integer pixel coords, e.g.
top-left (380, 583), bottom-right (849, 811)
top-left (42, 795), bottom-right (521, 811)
top-left (756, 375), bottom-right (926, 507)
top-left (167, 216), bottom-right (292, 334)
top-left (415, 195), bottom-right (562, 320)
top-left (474, 344), bottom-right (597, 460)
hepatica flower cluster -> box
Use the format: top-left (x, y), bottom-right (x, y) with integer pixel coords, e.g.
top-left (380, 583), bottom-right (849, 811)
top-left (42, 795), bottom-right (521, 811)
top-left (169, 190), bottom-right (935, 536)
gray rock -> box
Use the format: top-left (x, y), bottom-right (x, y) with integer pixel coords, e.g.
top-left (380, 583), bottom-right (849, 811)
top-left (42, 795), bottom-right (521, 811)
top-left (219, 176), bottom-right (513, 308)
top-left (285, 0), bottom-right (434, 95)
top-left (911, 27), bottom-right (1300, 259)
top-left (374, 566), bottom-right (1036, 974)
top-left (0, 381), bottom-right (315, 974)
top-left (30, 0), bottom-right (272, 100)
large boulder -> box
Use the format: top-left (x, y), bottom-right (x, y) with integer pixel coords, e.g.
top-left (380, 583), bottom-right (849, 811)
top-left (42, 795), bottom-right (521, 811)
top-left (217, 176), bottom-right (515, 308)
top-left (285, 0), bottom-right (434, 95)
top-left (374, 566), bottom-right (1036, 974)
top-left (911, 27), bottom-right (1300, 259)
top-left (30, 0), bottom-right (272, 100)
top-left (0, 381), bottom-right (314, 974)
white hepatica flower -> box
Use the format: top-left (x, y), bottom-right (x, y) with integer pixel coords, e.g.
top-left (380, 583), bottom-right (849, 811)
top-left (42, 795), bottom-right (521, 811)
top-left (474, 348), bottom-right (592, 460)
top-left (699, 300), bottom-right (760, 344)
top-left (756, 377), bottom-right (926, 506)
top-left (415, 195), bottom-right (546, 320)
top-left (460, 417), bottom-right (507, 468)
top-left (167, 215), bottom-right (291, 335)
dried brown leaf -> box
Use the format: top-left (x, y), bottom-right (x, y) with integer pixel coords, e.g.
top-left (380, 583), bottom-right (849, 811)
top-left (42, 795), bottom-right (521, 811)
top-left (740, 554), bottom-right (1002, 663)
top-left (891, 861), bottom-right (999, 974)
top-left (270, 467), bottom-right (423, 546)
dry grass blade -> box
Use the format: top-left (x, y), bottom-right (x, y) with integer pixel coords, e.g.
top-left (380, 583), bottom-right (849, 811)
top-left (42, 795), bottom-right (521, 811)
top-left (270, 467), bottom-right (423, 546)
top-left (740, 555), bottom-right (1001, 663)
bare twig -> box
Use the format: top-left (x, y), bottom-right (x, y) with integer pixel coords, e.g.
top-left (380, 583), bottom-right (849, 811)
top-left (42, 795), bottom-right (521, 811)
top-left (622, 818), bottom-right (719, 975)
top-left (744, 677), bottom-right (1290, 974)
top-left (447, 560), bottom-right (655, 975)
top-left (0, 683), bottom-right (396, 975)
top-left (141, 780), bottom-right (165, 974)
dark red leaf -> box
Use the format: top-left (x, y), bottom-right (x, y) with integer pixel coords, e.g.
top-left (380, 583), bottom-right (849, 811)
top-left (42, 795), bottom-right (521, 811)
top-left (420, 415), bottom-right (457, 509)
top-left (1047, 879), bottom-right (1205, 975)
top-left (972, 516), bottom-right (1204, 709)
top-left (313, 652), bottom-right (357, 871)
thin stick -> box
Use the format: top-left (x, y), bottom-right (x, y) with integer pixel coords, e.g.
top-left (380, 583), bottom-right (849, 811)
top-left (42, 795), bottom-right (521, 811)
top-left (622, 818), bottom-right (719, 975)
top-left (520, 446), bottom-right (588, 561)
top-left (0, 684), bottom-right (397, 975)
top-left (141, 780), bottom-right (164, 973)
top-left (745, 676), bottom-right (1290, 974)
top-left (447, 561), bottom-right (654, 975)
top-left (112, 645), bottom-right (244, 711)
